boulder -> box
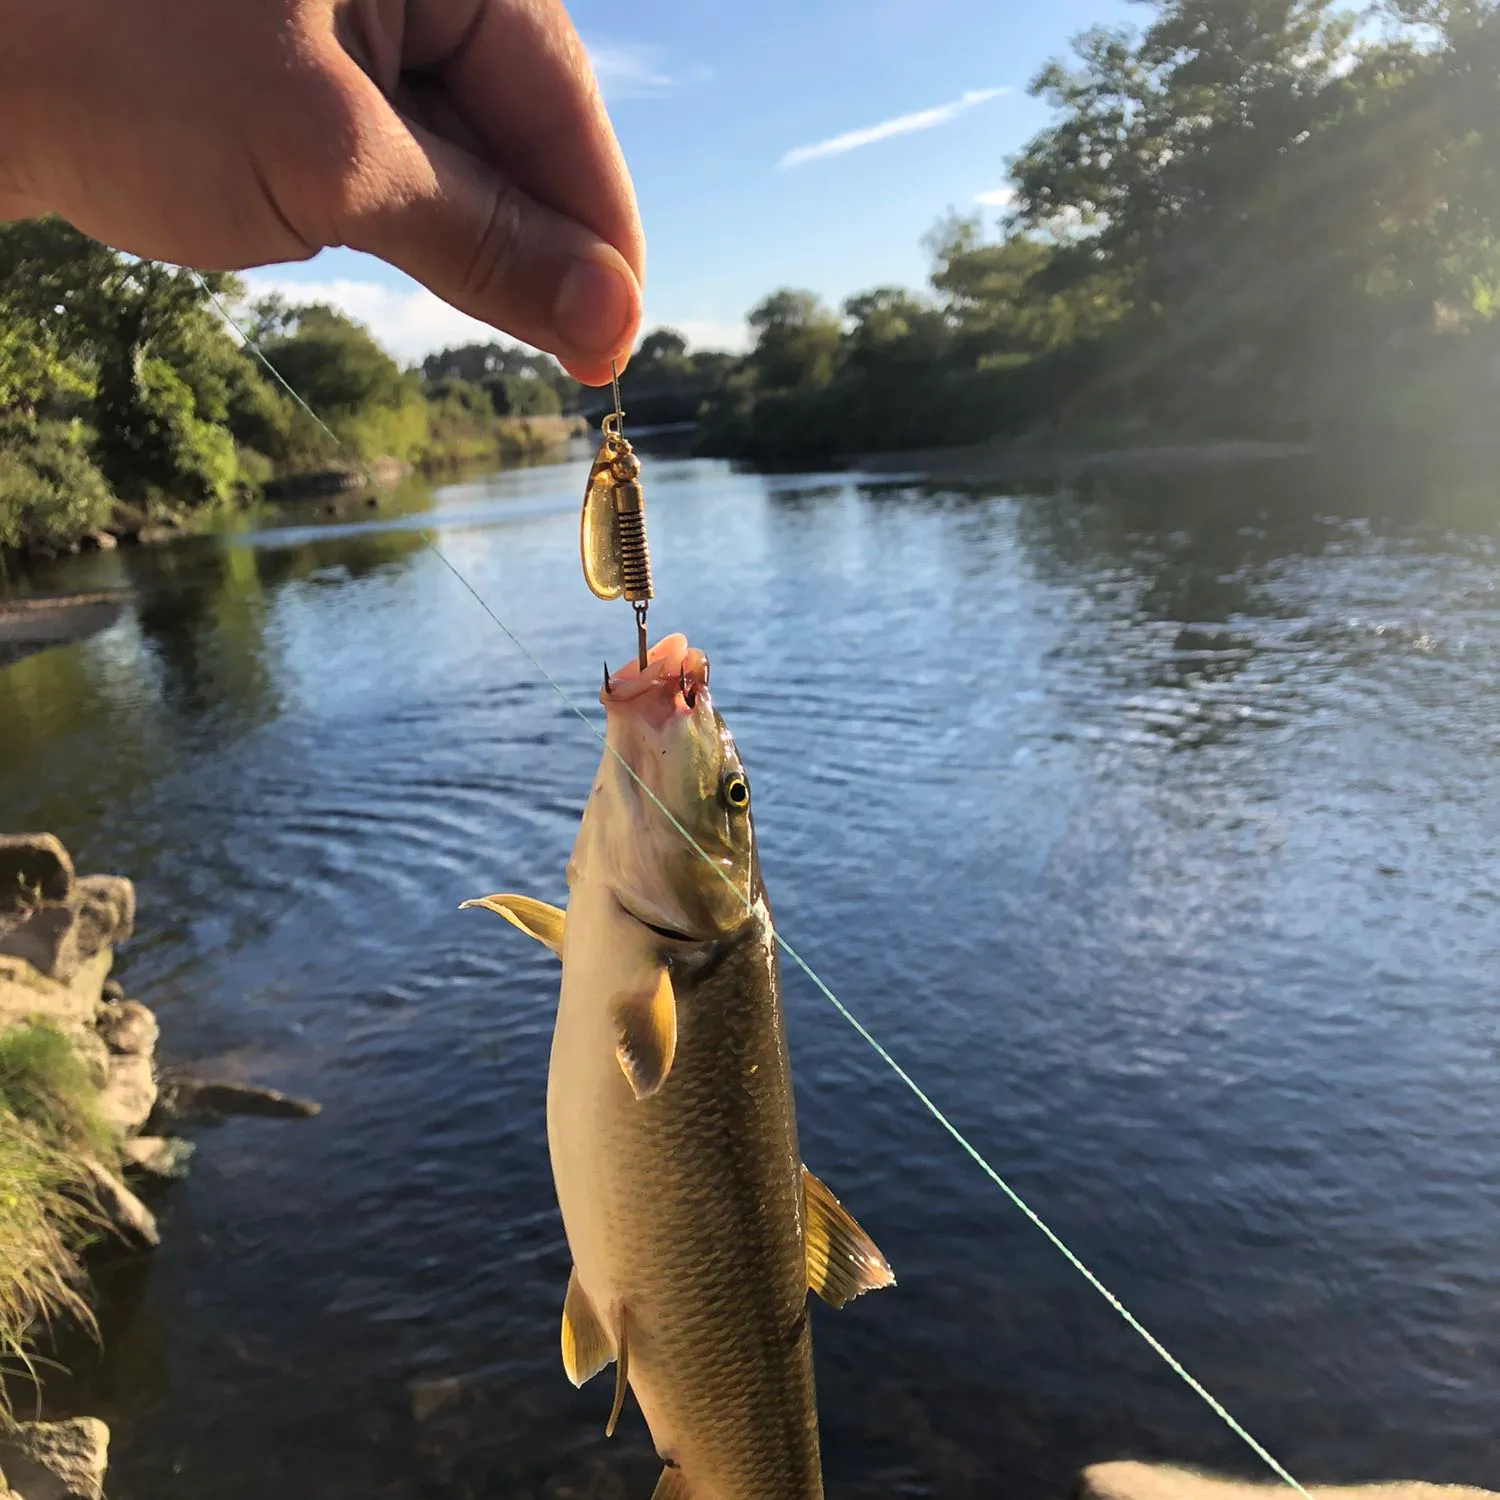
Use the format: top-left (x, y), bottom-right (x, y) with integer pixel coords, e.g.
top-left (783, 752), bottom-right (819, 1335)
top-left (99, 980), bottom-right (125, 1004)
top-left (94, 1000), bottom-right (158, 1058)
top-left (121, 1136), bottom-right (195, 1179)
top-left (156, 1079), bottom-right (320, 1121)
top-left (80, 1159), bottom-right (159, 1250)
top-left (0, 956), bottom-right (97, 1029)
top-left (0, 835), bottom-right (73, 910)
top-left (71, 876), bottom-right (133, 951)
top-left (0, 1418), bottom-right (110, 1500)
top-left (1079, 1464), bottom-right (1500, 1500)
top-left (96, 1052), bottom-right (157, 1136)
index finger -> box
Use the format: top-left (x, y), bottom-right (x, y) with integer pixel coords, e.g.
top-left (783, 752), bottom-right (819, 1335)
top-left (406, 0), bottom-right (645, 292)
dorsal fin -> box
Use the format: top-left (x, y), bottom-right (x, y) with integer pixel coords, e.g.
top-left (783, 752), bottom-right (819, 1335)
top-left (802, 1165), bottom-right (896, 1308)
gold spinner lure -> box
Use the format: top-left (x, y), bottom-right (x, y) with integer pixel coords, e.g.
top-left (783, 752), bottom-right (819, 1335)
top-left (580, 363), bottom-right (654, 669)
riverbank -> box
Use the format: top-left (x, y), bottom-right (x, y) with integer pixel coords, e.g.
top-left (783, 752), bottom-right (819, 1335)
top-left (0, 833), bottom-right (317, 1500)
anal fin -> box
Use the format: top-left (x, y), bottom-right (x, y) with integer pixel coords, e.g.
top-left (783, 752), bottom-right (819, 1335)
top-left (459, 893), bottom-right (565, 953)
top-left (803, 1165), bottom-right (896, 1308)
top-left (606, 1304), bottom-right (630, 1437)
top-left (561, 1268), bottom-right (613, 1387)
top-left (651, 1464), bottom-right (690, 1499)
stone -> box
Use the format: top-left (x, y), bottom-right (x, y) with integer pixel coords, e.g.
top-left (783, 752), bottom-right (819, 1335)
top-left (71, 876), bottom-right (134, 951)
top-left (122, 1136), bottom-right (195, 1179)
top-left (100, 979), bottom-right (125, 1003)
top-left (0, 906), bottom-right (81, 982)
top-left (0, 956), bottom-right (97, 1028)
top-left (0, 835), bottom-right (73, 911)
top-left (80, 1159), bottom-right (160, 1250)
top-left (94, 1000), bottom-right (158, 1058)
top-left (156, 1079), bottom-right (321, 1121)
top-left (0, 1417), bottom-right (110, 1500)
top-left (1078, 1464), bottom-right (1500, 1500)
top-left (97, 1052), bottom-right (157, 1136)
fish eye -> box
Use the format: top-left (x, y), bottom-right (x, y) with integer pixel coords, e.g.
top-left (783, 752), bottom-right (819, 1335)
top-left (722, 773), bottom-right (750, 811)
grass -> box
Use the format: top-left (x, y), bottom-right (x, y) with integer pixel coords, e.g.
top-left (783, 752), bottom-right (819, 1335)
top-left (0, 1111), bottom-right (98, 1423)
top-left (0, 1023), bottom-right (117, 1423)
top-left (0, 1024), bottom-right (116, 1165)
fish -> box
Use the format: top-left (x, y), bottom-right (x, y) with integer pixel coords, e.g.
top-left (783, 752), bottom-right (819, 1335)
top-left (463, 631), bottom-right (893, 1500)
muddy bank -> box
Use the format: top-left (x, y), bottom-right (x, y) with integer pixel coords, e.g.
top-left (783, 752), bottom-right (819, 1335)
top-left (0, 595), bottom-right (129, 669)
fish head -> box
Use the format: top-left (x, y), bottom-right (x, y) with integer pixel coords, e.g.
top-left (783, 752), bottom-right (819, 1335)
top-left (577, 633), bottom-right (756, 939)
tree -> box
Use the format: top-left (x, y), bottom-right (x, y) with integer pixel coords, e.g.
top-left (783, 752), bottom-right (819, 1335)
top-left (745, 290), bottom-right (843, 392)
top-left (637, 328), bottom-right (689, 363)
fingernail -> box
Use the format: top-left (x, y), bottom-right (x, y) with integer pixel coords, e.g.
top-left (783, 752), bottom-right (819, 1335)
top-left (553, 256), bottom-right (633, 355)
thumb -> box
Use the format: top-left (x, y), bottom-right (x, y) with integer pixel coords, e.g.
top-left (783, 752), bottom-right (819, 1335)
top-left (323, 70), bottom-right (640, 386)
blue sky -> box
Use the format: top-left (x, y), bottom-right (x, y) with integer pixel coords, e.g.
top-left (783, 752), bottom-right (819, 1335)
top-left (241, 0), bottom-right (1134, 363)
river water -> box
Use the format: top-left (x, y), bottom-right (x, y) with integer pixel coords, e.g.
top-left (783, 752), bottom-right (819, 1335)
top-left (1, 446), bottom-right (1498, 1498)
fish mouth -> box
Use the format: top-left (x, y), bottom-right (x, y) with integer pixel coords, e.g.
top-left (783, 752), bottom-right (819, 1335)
top-left (601, 632), bottom-right (710, 726)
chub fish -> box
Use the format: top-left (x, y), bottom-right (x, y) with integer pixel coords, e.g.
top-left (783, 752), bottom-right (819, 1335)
top-left (464, 632), bottom-right (893, 1499)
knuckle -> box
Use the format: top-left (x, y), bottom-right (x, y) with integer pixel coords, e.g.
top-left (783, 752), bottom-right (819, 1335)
top-left (461, 181), bottom-right (527, 302)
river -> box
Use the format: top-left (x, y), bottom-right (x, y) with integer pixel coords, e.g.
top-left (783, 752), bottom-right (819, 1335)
top-left (1, 446), bottom-right (1497, 1498)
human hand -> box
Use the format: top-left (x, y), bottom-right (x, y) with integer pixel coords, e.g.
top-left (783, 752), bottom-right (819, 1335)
top-left (0, 0), bottom-right (643, 385)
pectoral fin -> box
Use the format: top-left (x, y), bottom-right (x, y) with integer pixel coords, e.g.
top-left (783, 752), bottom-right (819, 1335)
top-left (611, 970), bottom-right (677, 1099)
top-left (459, 893), bottom-right (565, 954)
top-left (561, 1268), bottom-right (613, 1387)
top-left (802, 1165), bottom-right (896, 1308)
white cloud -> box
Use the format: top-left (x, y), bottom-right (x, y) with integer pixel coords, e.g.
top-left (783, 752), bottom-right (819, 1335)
top-left (974, 186), bottom-right (1015, 208)
top-left (236, 273), bottom-right (511, 363)
top-left (235, 272), bottom-right (752, 363)
top-left (585, 40), bottom-right (674, 100)
top-left (778, 87), bottom-right (1008, 170)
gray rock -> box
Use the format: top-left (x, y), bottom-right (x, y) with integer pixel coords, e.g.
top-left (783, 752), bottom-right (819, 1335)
top-left (97, 1052), bottom-right (157, 1136)
top-left (80, 1159), bottom-right (160, 1250)
top-left (121, 1135), bottom-right (195, 1179)
top-left (0, 906), bottom-right (82, 983)
top-left (0, 956), bottom-right (98, 1028)
top-left (1078, 1464), bottom-right (1500, 1500)
top-left (71, 875), bottom-right (134, 951)
top-left (0, 834), bottom-right (74, 910)
top-left (94, 1000), bottom-right (158, 1058)
top-left (0, 1417), bottom-right (110, 1500)
top-left (100, 979), bottom-right (125, 1003)
top-left (157, 1079), bottom-right (321, 1121)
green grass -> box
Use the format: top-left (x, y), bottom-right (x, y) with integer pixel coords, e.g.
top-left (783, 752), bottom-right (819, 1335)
top-left (0, 1024), bottom-right (116, 1164)
top-left (0, 1024), bottom-right (117, 1422)
top-left (0, 1111), bottom-right (97, 1423)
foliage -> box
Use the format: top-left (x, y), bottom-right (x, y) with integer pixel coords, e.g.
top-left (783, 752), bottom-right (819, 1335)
top-left (0, 420), bottom-right (117, 552)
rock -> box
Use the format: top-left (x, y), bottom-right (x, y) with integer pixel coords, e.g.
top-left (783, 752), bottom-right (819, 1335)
top-left (94, 1000), bottom-right (158, 1058)
top-left (0, 1417), bottom-right (110, 1500)
top-left (100, 979), bottom-right (125, 1003)
top-left (97, 1052), bottom-right (157, 1136)
top-left (156, 1079), bottom-right (321, 1121)
top-left (1078, 1464), bottom-right (1500, 1500)
top-left (0, 835), bottom-right (73, 910)
top-left (80, 1158), bottom-right (160, 1250)
top-left (0, 956), bottom-right (98, 1028)
top-left (71, 875), bottom-right (134, 953)
top-left (0, 881), bottom-right (131, 989)
top-left (121, 1135), bottom-right (195, 1179)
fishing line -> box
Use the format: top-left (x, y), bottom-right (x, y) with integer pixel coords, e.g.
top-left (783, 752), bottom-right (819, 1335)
top-left (194, 280), bottom-right (1311, 1499)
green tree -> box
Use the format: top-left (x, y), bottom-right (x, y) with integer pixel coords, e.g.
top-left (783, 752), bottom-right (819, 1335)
top-left (745, 290), bottom-right (843, 392)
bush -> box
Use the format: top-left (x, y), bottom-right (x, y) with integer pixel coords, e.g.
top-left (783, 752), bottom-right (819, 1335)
top-left (0, 421), bottom-right (117, 552)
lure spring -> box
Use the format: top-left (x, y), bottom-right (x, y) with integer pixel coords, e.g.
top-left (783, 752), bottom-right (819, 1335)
top-left (613, 497), bottom-right (653, 604)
